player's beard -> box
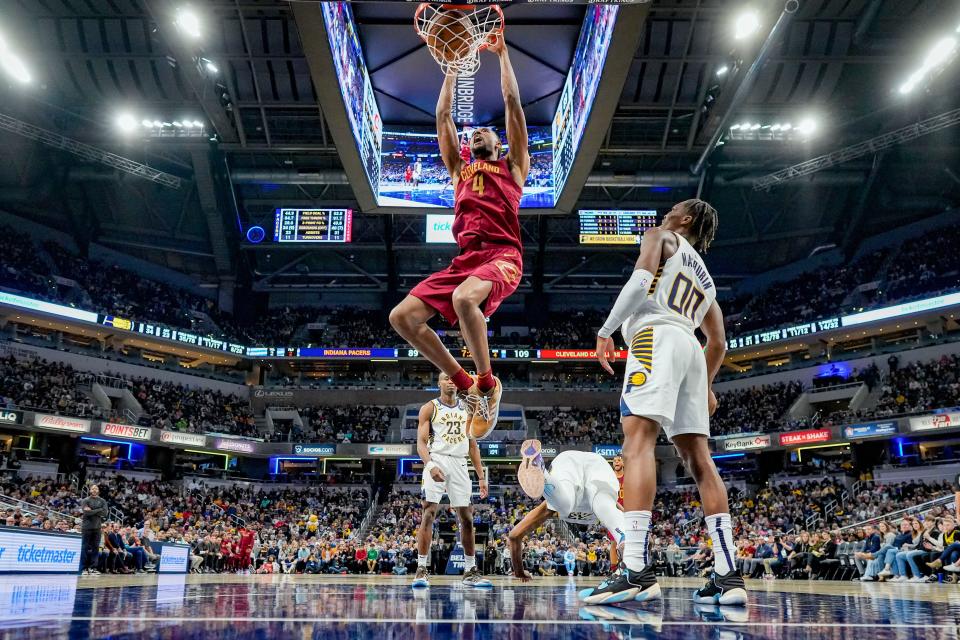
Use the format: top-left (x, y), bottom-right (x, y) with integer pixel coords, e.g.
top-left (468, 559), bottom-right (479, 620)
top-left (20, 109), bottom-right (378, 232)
top-left (473, 145), bottom-right (494, 160)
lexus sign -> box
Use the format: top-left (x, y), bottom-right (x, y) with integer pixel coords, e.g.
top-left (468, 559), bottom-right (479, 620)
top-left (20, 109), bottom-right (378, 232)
top-left (100, 423), bottom-right (152, 441)
top-left (34, 414), bottom-right (91, 433)
top-left (779, 429), bottom-right (832, 447)
top-left (722, 435), bottom-right (771, 451)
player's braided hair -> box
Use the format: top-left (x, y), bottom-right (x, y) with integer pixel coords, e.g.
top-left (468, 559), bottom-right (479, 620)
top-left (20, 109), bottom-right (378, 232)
top-left (682, 199), bottom-right (718, 253)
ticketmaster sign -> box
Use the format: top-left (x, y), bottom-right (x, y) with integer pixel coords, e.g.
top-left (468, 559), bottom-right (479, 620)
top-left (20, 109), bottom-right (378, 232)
top-left (0, 528), bottom-right (82, 573)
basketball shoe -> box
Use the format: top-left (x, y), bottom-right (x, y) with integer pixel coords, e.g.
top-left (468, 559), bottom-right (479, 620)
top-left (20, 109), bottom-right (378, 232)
top-left (517, 439), bottom-right (545, 499)
top-left (466, 376), bottom-right (502, 439)
top-left (579, 565), bottom-right (661, 604)
top-left (411, 566), bottom-right (430, 589)
top-left (693, 570), bottom-right (748, 606)
top-left (462, 567), bottom-right (492, 588)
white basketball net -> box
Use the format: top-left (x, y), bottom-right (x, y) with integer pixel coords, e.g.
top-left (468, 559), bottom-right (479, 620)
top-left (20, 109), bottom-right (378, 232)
top-left (415, 4), bottom-right (505, 77)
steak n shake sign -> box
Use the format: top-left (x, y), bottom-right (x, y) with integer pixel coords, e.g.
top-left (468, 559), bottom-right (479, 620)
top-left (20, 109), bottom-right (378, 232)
top-left (778, 429), bottom-right (832, 447)
top-left (34, 414), bottom-right (91, 433)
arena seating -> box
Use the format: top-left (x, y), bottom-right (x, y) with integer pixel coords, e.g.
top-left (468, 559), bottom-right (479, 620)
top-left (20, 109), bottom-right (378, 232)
top-left (6, 220), bottom-right (960, 351)
top-left (3, 469), bottom-right (954, 582)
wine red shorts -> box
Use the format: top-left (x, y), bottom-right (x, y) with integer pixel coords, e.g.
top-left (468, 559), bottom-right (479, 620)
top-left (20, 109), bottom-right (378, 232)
top-left (409, 244), bottom-right (523, 325)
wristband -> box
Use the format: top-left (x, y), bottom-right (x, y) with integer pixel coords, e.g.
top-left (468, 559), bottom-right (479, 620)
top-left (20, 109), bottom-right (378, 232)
top-left (424, 461), bottom-right (437, 474)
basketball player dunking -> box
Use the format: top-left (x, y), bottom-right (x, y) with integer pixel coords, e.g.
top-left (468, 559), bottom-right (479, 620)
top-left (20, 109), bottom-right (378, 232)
top-left (588, 199), bottom-right (748, 606)
top-left (389, 36), bottom-right (528, 441)
top-left (412, 372), bottom-right (490, 589)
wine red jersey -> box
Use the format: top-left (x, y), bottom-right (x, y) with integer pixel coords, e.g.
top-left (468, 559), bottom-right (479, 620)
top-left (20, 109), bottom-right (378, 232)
top-left (617, 473), bottom-right (624, 507)
top-left (452, 158), bottom-right (522, 252)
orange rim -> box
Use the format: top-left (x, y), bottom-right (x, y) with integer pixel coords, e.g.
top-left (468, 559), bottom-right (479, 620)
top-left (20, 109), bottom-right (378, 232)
top-left (414, 3), bottom-right (505, 52)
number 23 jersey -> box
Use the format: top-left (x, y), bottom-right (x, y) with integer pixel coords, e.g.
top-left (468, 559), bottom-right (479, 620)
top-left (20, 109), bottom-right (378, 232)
top-left (429, 398), bottom-right (471, 457)
top-left (622, 233), bottom-right (716, 341)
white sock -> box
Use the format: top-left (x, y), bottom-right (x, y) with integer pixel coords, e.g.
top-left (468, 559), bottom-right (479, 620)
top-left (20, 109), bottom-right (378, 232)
top-left (707, 513), bottom-right (735, 575)
top-left (623, 510), bottom-right (651, 572)
top-left (418, 554), bottom-right (429, 568)
top-left (463, 555), bottom-right (476, 571)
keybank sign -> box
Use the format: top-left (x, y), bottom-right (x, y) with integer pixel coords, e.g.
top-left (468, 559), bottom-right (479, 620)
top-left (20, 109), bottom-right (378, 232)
top-left (0, 528), bottom-right (82, 573)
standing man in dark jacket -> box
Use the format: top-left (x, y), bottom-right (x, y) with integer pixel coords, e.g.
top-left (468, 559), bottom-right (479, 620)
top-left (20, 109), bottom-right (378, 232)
top-left (80, 485), bottom-right (108, 574)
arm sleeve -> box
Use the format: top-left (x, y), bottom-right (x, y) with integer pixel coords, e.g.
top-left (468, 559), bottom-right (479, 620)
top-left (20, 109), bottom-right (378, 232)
top-left (597, 269), bottom-right (655, 339)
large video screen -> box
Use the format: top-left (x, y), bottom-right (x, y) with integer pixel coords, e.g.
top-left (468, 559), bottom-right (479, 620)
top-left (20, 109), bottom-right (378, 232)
top-left (553, 5), bottom-right (619, 196)
top-left (377, 126), bottom-right (554, 208)
top-left (322, 3), bottom-right (382, 193)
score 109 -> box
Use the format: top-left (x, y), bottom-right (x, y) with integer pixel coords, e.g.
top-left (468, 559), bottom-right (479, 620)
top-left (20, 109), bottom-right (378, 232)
top-left (400, 348), bottom-right (534, 359)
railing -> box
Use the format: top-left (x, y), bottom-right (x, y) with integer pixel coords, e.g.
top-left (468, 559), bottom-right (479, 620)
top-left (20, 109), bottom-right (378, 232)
top-left (356, 499), bottom-right (379, 540)
top-left (838, 493), bottom-right (955, 532)
top-left (0, 493), bottom-right (79, 524)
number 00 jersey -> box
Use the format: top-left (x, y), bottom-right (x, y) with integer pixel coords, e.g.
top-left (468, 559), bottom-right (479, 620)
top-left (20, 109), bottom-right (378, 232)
top-left (428, 398), bottom-right (471, 457)
top-left (622, 233), bottom-right (716, 341)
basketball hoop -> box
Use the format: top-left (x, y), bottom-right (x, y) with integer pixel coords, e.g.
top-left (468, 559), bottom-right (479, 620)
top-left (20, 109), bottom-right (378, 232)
top-left (414, 4), bottom-right (505, 77)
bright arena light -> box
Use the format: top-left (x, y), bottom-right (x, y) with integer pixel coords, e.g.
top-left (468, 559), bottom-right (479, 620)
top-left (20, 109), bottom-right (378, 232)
top-left (141, 119), bottom-right (152, 128)
top-left (204, 60), bottom-right (218, 74)
top-left (922, 36), bottom-right (957, 72)
top-left (781, 123), bottom-right (792, 131)
top-left (740, 121), bottom-right (751, 130)
top-left (193, 120), bottom-right (204, 128)
top-left (152, 120), bottom-right (163, 128)
top-left (116, 112), bottom-right (138, 133)
top-left (734, 10), bottom-right (761, 40)
top-left (0, 33), bottom-right (32, 84)
top-left (750, 123), bottom-right (762, 130)
top-left (174, 6), bottom-right (202, 39)
top-left (730, 123), bottom-right (741, 130)
top-left (716, 65), bottom-right (729, 76)
top-left (797, 118), bottom-right (817, 135)
top-left (1, 52), bottom-right (32, 84)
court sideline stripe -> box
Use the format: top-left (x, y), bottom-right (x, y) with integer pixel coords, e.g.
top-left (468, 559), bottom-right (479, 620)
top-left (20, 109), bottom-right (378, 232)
top-left (14, 616), bottom-right (955, 628)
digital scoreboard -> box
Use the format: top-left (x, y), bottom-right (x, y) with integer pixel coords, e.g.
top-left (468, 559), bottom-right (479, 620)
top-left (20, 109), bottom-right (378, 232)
top-left (579, 210), bottom-right (658, 245)
top-left (273, 208), bottom-right (353, 243)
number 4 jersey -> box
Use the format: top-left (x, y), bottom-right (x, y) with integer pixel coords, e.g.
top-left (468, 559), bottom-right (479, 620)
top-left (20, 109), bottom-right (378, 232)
top-left (453, 158), bottom-right (523, 252)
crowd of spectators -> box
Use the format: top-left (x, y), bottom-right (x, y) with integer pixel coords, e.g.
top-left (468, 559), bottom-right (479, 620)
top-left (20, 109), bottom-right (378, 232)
top-left (529, 407), bottom-right (624, 446)
top-left (296, 405), bottom-right (398, 443)
top-left (3, 467), bottom-right (960, 584)
top-left (710, 381), bottom-right (805, 436)
top-left (5, 216), bottom-right (960, 358)
top-left (131, 377), bottom-right (257, 438)
top-left (0, 355), bottom-right (103, 417)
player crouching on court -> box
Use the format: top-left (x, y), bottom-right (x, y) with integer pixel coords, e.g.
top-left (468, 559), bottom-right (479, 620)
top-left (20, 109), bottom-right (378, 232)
top-left (412, 372), bottom-right (491, 589)
top-left (510, 440), bottom-right (636, 604)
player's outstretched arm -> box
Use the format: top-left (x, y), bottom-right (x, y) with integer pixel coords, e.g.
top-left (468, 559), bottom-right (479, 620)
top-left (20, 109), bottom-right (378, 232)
top-left (699, 300), bottom-right (727, 416)
top-left (595, 228), bottom-right (668, 374)
top-left (417, 403), bottom-right (444, 482)
top-left (486, 36), bottom-right (529, 184)
top-left (436, 73), bottom-right (464, 182)
top-left (507, 502), bottom-right (554, 581)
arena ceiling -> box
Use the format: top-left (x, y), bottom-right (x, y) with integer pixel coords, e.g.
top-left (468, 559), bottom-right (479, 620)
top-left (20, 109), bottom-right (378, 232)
top-left (0, 0), bottom-right (958, 293)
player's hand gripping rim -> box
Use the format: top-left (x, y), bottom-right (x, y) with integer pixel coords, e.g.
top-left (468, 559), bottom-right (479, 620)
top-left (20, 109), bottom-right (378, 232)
top-left (595, 335), bottom-right (616, 376)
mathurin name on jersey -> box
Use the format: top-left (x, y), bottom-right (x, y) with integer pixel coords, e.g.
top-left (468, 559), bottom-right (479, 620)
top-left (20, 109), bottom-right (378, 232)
top-left (681, 252), bottom-right (713, 292)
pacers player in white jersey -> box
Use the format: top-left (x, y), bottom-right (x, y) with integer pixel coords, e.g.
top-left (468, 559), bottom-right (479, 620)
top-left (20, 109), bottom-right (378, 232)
top-left (590, 199), bottom-right (747, 606)
top-left (512, 443), bottom-right (627, 596)
top-left (412, 372), bottom-right (490, 589)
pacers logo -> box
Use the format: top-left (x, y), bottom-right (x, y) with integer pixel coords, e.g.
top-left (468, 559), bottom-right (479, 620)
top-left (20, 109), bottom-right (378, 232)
top-left (626, 328), bottom-right (653, 393)
top-left (494, 260), bottom-right (521, 285)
